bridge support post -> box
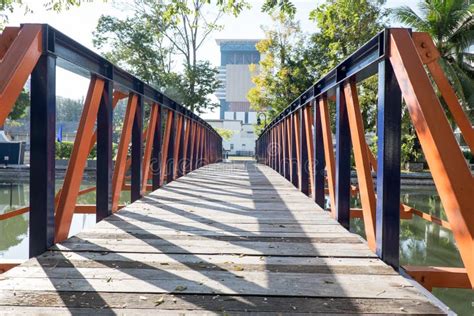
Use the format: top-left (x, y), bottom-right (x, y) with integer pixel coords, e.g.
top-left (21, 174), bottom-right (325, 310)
top-left (375, 53), bottom-right (402, 269)
top-left (313, 99), bottom-right (326, 208)
top-left (96, 76), bottom-right (113, 222)
top-left (131, 86), bottom-right (143, 202)
top-left (290, 113), bottom-right (299, 187)
top-left (335, 84), bottom-right (351, 229)
top-left (152, 104), bottom-right (162, 190)
top-left (299, 107), bottom-right (309, 196)
top-left (167, 109), bottom-right (176, 182)
top-left (29, 49), bottom-right (56, 257)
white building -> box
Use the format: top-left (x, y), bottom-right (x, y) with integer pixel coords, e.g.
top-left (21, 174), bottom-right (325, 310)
top-left (208, 39), bottom-right (261, 156)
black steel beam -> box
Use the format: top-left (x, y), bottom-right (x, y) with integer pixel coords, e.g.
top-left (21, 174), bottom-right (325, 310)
top-left (96, 76), bottom-right (113, 222)
top-left (29, 51), bottom-right (56, 257)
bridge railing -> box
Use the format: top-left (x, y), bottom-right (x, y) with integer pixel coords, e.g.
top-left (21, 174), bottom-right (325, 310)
top-left (0, 24), bottom-right (222, 261)
top-left (256, 28), bottom-right (474, 291)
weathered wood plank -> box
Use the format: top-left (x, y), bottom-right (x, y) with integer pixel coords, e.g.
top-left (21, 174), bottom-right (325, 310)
top-left (21, 252), bottom-right (396, 274)
top-left (0, 271), bottom-right (425, 299)
top-left (0, 162), bottom-right (443, 314)
top-left (52, 237), bottom-right (375, 257)
top-left (0, 292), bottom-right (444, 314)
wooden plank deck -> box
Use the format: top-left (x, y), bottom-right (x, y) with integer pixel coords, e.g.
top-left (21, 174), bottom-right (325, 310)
top-left (0, 162), bottom-right (444, 315)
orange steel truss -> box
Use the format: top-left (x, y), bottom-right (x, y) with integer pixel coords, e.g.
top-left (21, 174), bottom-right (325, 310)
top-left (0, 25), bottom-right (42, 126)
top-left (390, 29), bottom-right (474, 289)
top-left (0, 24), bottom-right (222, 253)
top-left (257, 28), bottom-right (474, 291)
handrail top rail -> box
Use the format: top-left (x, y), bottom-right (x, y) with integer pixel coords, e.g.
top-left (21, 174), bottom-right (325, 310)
top-left (19, 23), bottom-right (220, 139)
top-left (258, 28), bottom-right (412, 137)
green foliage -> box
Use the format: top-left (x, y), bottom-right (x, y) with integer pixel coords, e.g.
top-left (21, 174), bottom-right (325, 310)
top-left (8, 89), bottom-right (29, 121)
top-left (261, 0), bottom-right (296, 17)
top-left (57, 96), bottom-right (83, 122)
top-left (215, 127), bottom-right (234, 141)
top-left (55, 141), bottom-right (118, 159)
top-left (93, 0), bottom-right (246, 113)
top-left (248, 14), bottom-right (314, 127)
top-left (308, 0), bottom-right (387, 73)
top-left (391, 0), bottom-right (474, 108)
top-left (401, 134), bottom-right (423, 164)
top-left (174, 61), bottom-right (221, 114)
top-left (55, 141), bottom-right (75, 159)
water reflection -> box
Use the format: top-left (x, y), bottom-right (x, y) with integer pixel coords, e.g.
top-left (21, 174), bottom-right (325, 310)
top-left (349, 187), bottom-right (473, 315)
top-left (0, 183), bottom-right (28, 257)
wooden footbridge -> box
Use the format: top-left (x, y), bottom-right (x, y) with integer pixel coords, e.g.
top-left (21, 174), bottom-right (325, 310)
top-left (0, 162), bottom-right (445, 314)
top-left (0, 24), bottom-right (472, 314)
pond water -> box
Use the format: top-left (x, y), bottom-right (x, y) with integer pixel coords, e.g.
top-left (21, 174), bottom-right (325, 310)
top-left (0, 182), bottom-right (473, 315)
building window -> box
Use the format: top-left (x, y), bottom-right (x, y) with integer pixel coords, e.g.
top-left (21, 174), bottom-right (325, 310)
top-left (230, 144), bottom-right (234, 150)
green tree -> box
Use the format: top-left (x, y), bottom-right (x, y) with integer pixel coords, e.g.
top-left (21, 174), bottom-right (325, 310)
top-left (248, 14), bottom-right (314, 132)
top-left (392, 0), bottom-right (474, 107)
top-left (308, 0), bottom-right (387, 133)
top-left (309, 0), bottom-right (387, 73)
top-left (94, 0), bottom-right (248, 113)
top-left (56, 96), bottom-right (83, 122)
top-left (8, 89), bottom-right (29, 121)
top-left (215, 127), bottom-right (234, 140)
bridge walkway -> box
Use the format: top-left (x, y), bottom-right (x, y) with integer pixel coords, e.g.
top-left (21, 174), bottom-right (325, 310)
top-left (0, 162), bottom-right (443, 314)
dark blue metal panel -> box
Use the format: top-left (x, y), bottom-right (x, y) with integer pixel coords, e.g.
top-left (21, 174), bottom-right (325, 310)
top-left (299, 108), bottom-right (309, 196)
top-left (29, 52), bottom-right (56, 257)
top-left (335, 85), bottom-right (351, 229)
top-left (178, 116), bottom-right (186, 178)
top-left (131, 90), bottom-right (143, 202)
top-left (376, 54), bottom-right (402, 269)
top-left (96, 77), bottom-right (113, 222)
top-left (152, 104), bottom-right (162, 190)
top-left (167, 110), bottom-right (176, 183)
top-left (313, 100), bottom-right (326, 208)
top-left (283, 119), bottom-right (290, 180)
top-left (290, 115), bottom-right (298, 187)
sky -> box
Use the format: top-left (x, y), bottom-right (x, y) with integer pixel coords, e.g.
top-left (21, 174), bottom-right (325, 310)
top-left (7, 0), bottom-right (417, 119)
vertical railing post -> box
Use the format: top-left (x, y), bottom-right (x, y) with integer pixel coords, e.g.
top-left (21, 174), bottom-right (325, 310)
top-left (376, 51), bottom-right (402, 269)
top-left (290, 113), bottom-right (298, 187)
top-left (96, 72), bottom-right (113, 222)
top-left (335, 83), bottom-right (351, 229)
top-left (282, 118), bottom-right (288, 179)
top-left (299, 107), bottom-right (309, 195)
top-left (278, 123), bottom-right (283, 175)
top-left (131, 84), bottom-right (143, 202)
top-left (29, 30), bottom-right (56, 257)
top-left (313, 99), bottom-right (326, 208)
top-left (152, 104), bottom-right (162, 190)
top-left (167, 109), bottom-right (175, 183)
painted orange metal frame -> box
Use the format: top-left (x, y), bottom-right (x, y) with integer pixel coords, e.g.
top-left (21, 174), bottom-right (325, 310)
top-left (55, 77), bottom-right (105, 242)
top-left (111, 93), bottom-right (138, 212)
top-left (413, 32), bottom-right (474, 152)
top-left (319, 96), bottom-right (337, 216)
top-left (404, 266), bottom-right (471, 291)
top-left (390, 28), bottom-right (474, 288)
top-left (141, 103), bottom-right (159, 194)
top-left (0, 24), bottom-right (43, 126)
top-left (344, 79), bottom-right (377, 251)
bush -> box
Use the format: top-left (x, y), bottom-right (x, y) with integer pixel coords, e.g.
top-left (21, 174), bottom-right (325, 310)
top-left (56, 141), bottom-right (74, 159)
top-left (56, 142), bottom-right (118, 159)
